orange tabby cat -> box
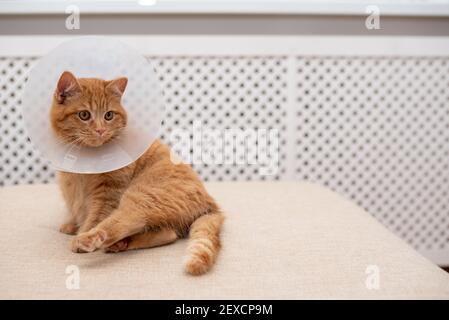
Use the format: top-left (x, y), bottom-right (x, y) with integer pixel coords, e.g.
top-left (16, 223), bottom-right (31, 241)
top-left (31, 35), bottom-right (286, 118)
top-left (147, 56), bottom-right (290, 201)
top-left (51, 71), bottom-right (224, 275)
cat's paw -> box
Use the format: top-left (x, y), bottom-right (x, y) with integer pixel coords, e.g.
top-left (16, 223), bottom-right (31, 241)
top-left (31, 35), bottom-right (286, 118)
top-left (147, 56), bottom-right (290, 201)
top-left (71, 229), bottom-right (107, 253)
top-left (59, 222), bottom-right (78, 235)
top-left (104, 238), bottom-right (130, 253)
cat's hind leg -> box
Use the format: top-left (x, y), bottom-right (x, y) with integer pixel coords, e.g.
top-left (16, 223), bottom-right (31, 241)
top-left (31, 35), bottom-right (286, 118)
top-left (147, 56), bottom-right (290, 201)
top-left (71, 185), bottom-right (193, 253)
top-left (104, 229), bottom-right (178, 253)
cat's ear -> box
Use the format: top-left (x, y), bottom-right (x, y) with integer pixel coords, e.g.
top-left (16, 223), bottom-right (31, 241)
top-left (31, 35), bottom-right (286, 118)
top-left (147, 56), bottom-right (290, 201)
top-left (55, 71), bottom-right (81, 104)
top-left (106, 77), bottom-right (128, 98)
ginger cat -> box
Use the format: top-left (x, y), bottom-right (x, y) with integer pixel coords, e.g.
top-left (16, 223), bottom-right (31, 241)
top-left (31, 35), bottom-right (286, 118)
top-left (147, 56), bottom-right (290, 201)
top-left (51, 71), bottom-right (224, 275)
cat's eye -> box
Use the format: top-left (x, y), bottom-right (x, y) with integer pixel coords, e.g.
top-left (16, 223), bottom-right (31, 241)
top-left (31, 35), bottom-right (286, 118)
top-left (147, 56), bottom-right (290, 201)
top-left (104, 111), bottom-right (114, 121)
top-left (78, 110), bottom-right (91, 121)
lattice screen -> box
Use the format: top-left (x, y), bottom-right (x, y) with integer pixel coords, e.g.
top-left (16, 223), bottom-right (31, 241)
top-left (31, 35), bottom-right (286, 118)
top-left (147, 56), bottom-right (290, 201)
top-left (0, 57), bottom-right (54, 185)
top-left (1, 55), bottom-right (448, 263)
top-left (294, 57), bottom-right (449, 254)
top-left (154, 56), bottom-right (288, 181)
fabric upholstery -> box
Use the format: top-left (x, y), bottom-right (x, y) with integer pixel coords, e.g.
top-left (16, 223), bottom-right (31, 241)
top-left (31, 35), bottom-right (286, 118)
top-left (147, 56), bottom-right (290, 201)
top-left (0, 182), bottom-right (448, 299)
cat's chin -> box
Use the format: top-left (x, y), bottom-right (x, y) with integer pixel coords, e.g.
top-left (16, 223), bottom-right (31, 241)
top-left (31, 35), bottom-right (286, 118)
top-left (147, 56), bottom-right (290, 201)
top-left (56, 132), bottom-right (117, 148)
top-left (83, 140), bottom-right (110, 148)
top-left (82, 136), bottom-right (116, 148)
top-left (84, 142), bottom-right (105, 148)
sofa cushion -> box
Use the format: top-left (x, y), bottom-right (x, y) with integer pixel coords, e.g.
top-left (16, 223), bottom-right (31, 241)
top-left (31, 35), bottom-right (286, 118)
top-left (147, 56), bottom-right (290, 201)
top-left (0, 182), bottom-right (448, 299)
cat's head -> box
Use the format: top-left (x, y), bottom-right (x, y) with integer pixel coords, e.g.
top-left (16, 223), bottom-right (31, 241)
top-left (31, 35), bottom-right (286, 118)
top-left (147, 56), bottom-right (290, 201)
top-left (50, 71), bottom-right (128, 147)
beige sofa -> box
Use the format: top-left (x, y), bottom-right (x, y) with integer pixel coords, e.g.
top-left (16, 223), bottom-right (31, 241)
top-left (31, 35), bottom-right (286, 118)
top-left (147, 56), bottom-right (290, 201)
top-left (0, 182), bottom-right (448, 299)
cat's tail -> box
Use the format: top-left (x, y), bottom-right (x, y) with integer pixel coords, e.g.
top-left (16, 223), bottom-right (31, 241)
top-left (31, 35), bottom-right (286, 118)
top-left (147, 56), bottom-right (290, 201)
top-left (184, 211), bottom-right (224, 275)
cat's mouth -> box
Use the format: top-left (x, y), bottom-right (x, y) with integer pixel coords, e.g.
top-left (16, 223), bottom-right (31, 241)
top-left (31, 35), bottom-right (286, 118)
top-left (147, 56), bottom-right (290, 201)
top-left (83, 134), bottom-right (115, 147)
top-left (56, 128), bottom-right (120, 148)
top-left (65, 133), bottom-right (115, 148)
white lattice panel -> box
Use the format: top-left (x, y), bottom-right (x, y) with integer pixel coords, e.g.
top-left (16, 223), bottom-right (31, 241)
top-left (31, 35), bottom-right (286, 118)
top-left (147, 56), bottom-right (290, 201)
top-left (294, 56), bottom-right (449, 258)
top-left (0, 57), bottom-right (55, 186)
top-left (0, 36), bottom-right (448, 264)
top-left (154, 56), bottom-right (288, 181)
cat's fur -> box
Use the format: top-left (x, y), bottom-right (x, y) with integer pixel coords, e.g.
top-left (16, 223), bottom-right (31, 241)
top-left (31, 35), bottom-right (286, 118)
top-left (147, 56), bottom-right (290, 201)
top-left (51, 71), bottom-right (224, 275)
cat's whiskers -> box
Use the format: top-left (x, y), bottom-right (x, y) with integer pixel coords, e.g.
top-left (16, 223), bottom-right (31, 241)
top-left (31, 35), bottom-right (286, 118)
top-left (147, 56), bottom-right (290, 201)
top-left (108, 129), bottom-right (124, 143)
top-left (54, 134), bottom-right (80, 148)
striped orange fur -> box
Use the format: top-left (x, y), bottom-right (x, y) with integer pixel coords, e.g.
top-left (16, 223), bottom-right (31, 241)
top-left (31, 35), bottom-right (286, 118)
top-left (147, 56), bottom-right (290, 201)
top-left (52, 71), bottom-right (224, 275)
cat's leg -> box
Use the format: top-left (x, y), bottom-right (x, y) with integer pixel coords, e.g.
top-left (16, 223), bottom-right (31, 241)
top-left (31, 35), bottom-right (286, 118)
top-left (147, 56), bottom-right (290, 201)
top-left (104, 229), bottom-right (178, 253)
top-left (59, 218), bottom-right (79, 235)
top-left (77, 211), bottom-right (110, 234)
top-left (71, 210), bottom-right (117, 252)
top-left (76, 184), bottom-right (121, 235)
top-left (71, 184), bottom-right (198, 253)
top-left (59, 200), bottom-right (85, 235)
top-left (71, 208), bottom-right (147, 253)
top-left (58, 173), bottom-right (83, 235)
top-left (69, 188), bottom-right (123, 252)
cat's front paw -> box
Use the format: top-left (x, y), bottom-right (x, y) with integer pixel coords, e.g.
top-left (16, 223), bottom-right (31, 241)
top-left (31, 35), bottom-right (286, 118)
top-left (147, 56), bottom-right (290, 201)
top-left (59, 222), bottom-right (78, 235)
top-left (71, 229), bottom-right (107, 253)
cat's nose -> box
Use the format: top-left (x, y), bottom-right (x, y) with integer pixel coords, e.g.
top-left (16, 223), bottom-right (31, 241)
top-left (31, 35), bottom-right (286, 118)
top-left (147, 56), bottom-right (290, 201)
top-left (95, 128), bottom-right (106, 136)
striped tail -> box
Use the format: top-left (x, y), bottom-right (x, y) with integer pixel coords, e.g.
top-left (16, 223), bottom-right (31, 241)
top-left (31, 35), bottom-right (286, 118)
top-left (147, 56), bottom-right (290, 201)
top-left (184, 211), bottom-right (224, 275)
